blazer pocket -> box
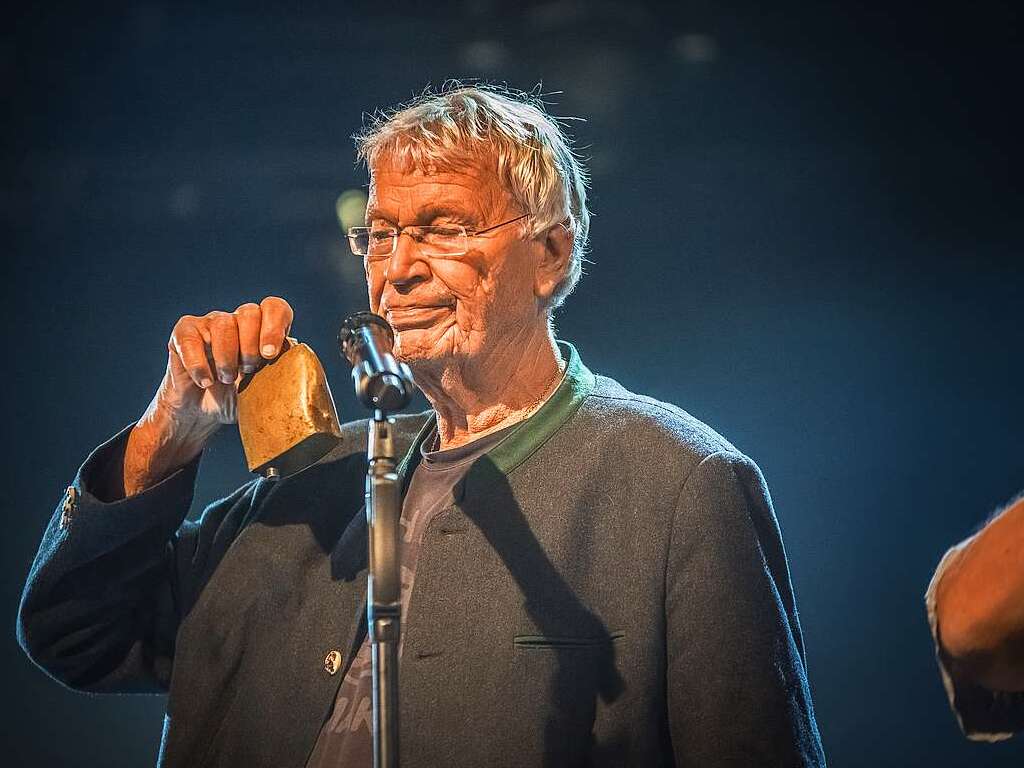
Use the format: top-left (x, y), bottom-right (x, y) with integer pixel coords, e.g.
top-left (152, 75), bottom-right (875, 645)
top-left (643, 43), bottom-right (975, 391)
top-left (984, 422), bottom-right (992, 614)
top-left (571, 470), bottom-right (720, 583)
top-left (513, 630), bottom-right (625, 649)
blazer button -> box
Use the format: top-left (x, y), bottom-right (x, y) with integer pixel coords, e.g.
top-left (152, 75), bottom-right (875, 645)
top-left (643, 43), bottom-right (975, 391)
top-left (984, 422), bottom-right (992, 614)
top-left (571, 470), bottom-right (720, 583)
top-left (60, 486), bottom-right (79, 530)
top-left (324, 650), bottom-right (343, 676)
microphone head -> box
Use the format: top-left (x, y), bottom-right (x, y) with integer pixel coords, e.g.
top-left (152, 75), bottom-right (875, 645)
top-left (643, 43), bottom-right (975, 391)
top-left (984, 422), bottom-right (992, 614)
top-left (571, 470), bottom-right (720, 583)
top-left (337, 311), bottom-right (394, 365)
top-left (337, 310), bottom-right (414, 411)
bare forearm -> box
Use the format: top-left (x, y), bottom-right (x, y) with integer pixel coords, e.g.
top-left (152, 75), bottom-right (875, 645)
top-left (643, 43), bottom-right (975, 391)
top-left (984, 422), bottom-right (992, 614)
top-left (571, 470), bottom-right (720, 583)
top-left (120, 296), bottom-right (292, 496)
top-left (124, 401), bottom-right (219, 497)
top-left (935, 495), bottom-right (1024, 690)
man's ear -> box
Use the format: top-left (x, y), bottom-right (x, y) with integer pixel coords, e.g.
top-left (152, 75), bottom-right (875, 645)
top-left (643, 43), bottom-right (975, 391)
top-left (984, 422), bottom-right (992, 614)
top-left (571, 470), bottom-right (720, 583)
top-left (534, 223), bottom-right (573, 304)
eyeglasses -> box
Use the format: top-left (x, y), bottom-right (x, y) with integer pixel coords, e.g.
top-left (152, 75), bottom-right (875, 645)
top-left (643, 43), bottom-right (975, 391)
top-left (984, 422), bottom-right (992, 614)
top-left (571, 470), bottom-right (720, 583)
top-left (347, 213), bottom-right (532, 260)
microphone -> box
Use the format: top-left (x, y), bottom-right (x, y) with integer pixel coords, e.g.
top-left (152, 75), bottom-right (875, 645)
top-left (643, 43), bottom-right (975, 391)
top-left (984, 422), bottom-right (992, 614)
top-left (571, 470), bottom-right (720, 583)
top-left (338, 311), bottom-right (415, 411)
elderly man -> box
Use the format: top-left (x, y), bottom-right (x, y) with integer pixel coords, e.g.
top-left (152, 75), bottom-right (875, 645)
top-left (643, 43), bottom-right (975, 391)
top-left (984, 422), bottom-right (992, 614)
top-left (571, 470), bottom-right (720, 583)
top-left (928, 493), bottom-right (1024, 739)
top-left (18, 85), bottom-right (825, 767)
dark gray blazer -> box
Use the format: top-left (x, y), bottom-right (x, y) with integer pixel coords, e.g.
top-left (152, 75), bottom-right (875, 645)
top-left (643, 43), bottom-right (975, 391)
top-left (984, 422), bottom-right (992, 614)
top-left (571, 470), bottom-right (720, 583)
top-left (18, 343), bottom-right (825, 767)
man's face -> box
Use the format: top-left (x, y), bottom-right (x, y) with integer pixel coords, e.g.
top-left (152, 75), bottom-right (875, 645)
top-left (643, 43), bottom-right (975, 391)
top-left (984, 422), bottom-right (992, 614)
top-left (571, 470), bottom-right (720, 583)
top-left (364, 157), bottom-right (541, 367)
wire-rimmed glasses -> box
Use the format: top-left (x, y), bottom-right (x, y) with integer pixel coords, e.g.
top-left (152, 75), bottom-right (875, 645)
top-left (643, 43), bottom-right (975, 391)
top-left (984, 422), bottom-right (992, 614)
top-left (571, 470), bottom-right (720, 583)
top-left (348, 213), bottom-right (531, 260)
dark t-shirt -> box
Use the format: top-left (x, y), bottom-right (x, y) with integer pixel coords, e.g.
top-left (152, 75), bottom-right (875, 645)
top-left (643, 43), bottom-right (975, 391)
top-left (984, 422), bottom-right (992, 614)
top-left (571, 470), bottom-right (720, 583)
top-left (305, 422), bottom-right (516, 767)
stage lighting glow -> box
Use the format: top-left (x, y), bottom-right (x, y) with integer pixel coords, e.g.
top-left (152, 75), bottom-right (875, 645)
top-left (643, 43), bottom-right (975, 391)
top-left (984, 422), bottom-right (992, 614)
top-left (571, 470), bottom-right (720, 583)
top-left (460, 40), bottom-right (507, 72)
top-left (336, 189), bottom-right (368, 231)
top-left (673, 33), bottom-right (718, 63)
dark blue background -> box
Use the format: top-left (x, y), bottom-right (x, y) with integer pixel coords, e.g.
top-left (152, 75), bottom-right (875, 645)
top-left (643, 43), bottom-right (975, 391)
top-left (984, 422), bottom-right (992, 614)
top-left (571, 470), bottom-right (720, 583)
top-left (5, 2), bottom-right (1022, 765)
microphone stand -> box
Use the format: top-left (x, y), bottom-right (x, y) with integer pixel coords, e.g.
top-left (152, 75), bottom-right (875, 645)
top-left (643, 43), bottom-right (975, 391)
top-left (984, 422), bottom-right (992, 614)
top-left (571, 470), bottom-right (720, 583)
top-left (339, 311), bottom-right (414, 768)
top-left (366, 409), bottom-right (401, 768)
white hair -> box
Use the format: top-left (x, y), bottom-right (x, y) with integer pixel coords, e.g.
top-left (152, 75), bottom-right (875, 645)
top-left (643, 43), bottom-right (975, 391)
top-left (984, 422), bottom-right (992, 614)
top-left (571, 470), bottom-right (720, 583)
top-left (354, 83), bottom-right (591, 309)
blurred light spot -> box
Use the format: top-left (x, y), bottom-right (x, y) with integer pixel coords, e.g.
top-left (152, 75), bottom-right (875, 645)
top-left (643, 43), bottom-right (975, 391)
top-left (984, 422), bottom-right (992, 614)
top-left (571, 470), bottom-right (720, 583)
top-left (561, 46), bottom-right (634, 118)
top-left (336, 189), bottom-right (367, 231)
top-left (527, 0), bottom-right (587, 29)
top-left (460, 40), bottom-right (508, 73)
top-left (673, 33), bottom-right (718, 63)
top-left (169, 183), bottom-right (200, 219)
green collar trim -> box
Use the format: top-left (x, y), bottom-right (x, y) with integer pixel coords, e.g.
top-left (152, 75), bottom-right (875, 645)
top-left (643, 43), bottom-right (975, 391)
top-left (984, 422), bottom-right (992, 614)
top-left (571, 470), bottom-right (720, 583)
top-left (395, 341), bottom-right (594, 481)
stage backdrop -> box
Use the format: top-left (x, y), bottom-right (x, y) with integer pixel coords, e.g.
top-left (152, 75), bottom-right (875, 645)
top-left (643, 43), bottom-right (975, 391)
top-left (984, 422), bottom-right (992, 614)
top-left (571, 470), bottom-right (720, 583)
top-left (5, 2), bottom-right (1022, 766)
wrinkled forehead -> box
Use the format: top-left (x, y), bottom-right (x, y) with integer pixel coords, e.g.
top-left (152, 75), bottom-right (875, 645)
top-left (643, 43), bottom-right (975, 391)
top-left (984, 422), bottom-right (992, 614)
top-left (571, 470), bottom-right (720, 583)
top-left (367, 146), bottom-right (515, 214)
top-left (368, 143), bottom-right (498, 186)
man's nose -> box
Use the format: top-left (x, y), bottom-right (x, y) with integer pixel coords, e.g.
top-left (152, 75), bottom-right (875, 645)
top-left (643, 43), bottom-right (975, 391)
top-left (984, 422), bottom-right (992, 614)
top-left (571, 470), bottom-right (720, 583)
top-left (385, 232), bottom-right (430, 291)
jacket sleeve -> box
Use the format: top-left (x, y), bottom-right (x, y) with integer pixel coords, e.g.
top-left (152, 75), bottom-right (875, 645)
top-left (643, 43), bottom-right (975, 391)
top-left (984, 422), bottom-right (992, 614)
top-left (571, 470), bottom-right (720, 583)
top-left (665, 450), bottom-right (826, 767)
top-left (16, 425), bottom-right (262, 694)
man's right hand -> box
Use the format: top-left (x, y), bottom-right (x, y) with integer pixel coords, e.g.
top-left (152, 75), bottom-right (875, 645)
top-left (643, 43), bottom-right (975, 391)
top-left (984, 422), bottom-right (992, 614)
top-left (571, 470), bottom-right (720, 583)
top-left (123, 297), bottom-right (294, 497)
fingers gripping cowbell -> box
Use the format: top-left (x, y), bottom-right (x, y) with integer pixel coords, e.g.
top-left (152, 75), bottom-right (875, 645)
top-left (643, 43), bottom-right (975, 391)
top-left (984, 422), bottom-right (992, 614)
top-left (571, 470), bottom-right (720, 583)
top-left (236, 339), bottom-right (343, 477)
